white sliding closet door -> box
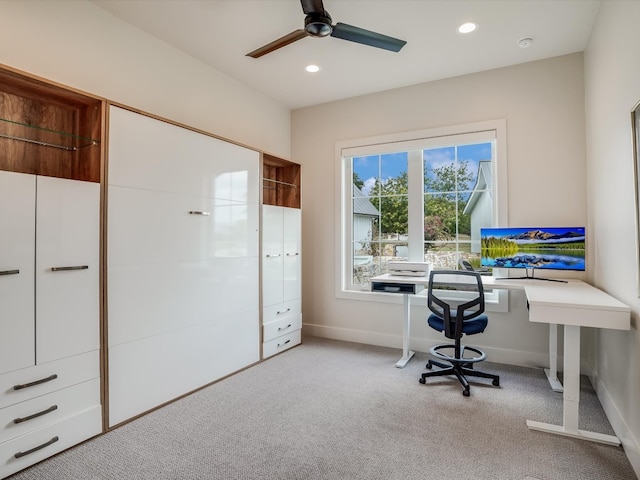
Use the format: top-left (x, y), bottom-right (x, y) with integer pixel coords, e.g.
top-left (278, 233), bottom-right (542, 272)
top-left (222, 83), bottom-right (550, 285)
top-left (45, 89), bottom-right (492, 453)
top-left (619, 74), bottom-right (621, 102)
top-left (107, 106), bottom-right (260, 426)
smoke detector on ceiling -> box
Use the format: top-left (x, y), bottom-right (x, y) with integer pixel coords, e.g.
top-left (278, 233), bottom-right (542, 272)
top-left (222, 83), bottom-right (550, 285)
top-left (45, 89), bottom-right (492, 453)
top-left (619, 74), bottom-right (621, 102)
top-left (518, 37), bottom-right (534, 48)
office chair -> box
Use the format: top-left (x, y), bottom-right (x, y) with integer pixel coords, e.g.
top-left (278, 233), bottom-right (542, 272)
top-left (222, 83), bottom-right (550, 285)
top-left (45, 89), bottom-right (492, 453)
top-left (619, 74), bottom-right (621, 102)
top-left (419, 270), bottom-right (500, 396)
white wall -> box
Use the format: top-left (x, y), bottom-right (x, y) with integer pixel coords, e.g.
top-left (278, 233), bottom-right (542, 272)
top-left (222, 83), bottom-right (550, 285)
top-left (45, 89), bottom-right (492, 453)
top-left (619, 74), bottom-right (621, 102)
top-left (292, 53), bottom-right (588, 368)
top-left (0, 0), bottom-right (290, 158)
top-left (584, 0), bottom-right (640, 473)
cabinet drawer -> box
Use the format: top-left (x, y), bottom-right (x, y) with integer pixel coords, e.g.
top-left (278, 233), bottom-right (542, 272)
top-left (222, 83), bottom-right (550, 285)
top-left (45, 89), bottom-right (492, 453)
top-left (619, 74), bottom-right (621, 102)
top-left (263, 314), bottom-right (302, 342)
top-left (0, 405), bottom-right (101, 479)
top-left (263, 299), bottom-right (301, 325)
top-left (0, 378), bottom-right (100, 444)
top-left (0, 350), bottom-right (99, 409)
top-left (263, 329), bottom-right (301, 359)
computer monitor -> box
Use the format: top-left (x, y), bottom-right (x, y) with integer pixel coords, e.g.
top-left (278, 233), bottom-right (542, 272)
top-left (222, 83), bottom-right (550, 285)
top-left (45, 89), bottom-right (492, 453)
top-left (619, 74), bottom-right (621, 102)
top-left (480, 227), bottom-right (585, 282)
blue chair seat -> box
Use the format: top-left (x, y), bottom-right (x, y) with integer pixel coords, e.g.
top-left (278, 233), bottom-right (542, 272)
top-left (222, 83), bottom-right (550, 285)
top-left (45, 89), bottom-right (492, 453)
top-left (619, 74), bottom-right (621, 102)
top-left (427, 312), bottom-right (488, 335)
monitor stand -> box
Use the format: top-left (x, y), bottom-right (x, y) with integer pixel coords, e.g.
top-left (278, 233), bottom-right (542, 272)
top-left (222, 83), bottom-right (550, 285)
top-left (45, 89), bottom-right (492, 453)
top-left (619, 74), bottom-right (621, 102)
top-left (496, 267), bottom-right (568, 283)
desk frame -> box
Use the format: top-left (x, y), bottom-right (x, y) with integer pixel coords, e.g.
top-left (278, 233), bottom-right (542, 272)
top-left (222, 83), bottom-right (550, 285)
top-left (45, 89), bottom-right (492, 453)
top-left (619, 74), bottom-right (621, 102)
top-left (371, 274), bottom-right (630, 446)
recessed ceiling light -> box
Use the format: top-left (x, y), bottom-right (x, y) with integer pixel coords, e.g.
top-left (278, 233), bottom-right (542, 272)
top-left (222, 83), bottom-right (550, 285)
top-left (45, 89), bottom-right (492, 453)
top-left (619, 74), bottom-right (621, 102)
top-left (458, 22), bottom-right (478, 34)
top-left (305, 64), bottom-right (320, 73)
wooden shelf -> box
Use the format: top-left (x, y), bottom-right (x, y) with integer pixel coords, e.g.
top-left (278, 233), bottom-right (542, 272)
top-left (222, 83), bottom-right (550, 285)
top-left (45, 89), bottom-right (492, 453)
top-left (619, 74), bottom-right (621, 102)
top-left (0, 67), bottom-right (103, 183)
top-left (263, 153), bottom-right (300, 208)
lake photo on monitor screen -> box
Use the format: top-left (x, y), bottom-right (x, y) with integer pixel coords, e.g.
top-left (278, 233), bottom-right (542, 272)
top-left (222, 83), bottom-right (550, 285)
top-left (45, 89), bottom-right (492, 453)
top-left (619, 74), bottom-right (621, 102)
top-left (480, 227), bottom-right (586, 271)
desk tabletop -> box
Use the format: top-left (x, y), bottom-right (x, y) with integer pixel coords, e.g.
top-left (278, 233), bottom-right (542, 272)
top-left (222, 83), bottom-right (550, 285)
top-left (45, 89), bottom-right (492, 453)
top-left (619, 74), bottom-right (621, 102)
top-left (371, 273), bottom-right (630, 330)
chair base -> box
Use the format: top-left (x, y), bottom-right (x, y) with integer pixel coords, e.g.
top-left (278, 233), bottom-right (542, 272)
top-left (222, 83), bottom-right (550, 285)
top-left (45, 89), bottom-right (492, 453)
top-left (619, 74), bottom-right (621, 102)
top-left (419, 344), bottom-right (500, 396)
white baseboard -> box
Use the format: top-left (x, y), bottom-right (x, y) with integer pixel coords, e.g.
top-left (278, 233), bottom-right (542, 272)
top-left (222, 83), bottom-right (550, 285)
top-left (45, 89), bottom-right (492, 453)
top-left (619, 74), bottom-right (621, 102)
top-left (303, 323), bottom-right (553, 370)
top-left (592, 370), bottom-right (640, 478)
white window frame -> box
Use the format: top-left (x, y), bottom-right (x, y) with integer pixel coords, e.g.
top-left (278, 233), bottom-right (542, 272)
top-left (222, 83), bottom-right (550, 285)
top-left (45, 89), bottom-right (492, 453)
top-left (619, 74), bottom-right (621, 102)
top-left (334, 119), bottom-right (509, 311)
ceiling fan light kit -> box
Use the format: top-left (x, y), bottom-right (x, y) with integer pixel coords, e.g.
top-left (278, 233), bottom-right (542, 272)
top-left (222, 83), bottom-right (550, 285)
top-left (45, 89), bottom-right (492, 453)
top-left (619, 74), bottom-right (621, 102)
top-left (246, 0), bottom-right (406, 58)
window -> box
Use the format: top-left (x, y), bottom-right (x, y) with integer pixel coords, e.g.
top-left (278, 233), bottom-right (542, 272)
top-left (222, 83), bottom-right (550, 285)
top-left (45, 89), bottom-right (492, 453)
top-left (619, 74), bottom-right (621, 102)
top-left (337, 120), bottom-right (507, 298)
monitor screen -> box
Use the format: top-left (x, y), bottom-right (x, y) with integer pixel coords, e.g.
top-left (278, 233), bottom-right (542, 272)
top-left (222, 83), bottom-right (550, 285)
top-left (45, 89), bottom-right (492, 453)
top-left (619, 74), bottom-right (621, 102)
top-left (480, 227), bottom-right (585, 271)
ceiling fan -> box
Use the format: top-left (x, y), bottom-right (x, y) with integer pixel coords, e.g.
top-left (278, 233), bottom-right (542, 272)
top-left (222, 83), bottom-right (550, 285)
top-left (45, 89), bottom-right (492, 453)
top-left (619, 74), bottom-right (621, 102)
top-left (246, 0), bottom-right (407, 58)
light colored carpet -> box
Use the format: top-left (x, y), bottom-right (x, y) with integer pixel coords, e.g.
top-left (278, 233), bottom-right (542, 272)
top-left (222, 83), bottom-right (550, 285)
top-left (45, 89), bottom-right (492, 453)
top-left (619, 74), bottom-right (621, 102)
top-left (8, 336), bottom-right (637, 479)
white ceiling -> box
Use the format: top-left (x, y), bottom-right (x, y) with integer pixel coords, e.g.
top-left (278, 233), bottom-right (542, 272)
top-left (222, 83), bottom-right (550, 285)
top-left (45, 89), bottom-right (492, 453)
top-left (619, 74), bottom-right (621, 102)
top-left (92, 0), bottom-right (601, 110)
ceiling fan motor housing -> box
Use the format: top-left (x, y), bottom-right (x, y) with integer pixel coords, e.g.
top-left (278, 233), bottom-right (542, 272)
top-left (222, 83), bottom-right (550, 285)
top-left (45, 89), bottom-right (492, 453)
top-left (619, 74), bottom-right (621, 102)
top-left (305, 12), bottom-right (333, 37)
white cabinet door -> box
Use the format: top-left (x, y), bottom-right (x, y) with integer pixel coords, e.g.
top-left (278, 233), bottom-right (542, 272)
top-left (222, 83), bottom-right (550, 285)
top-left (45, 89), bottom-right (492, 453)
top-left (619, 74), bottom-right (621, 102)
top-left (282, 207), bottom-right (301, 303)
top-left (262, 205), bottom-right (284, 307)
top-left (262, 206), bottom-right (301, 307)
top-left (0, 171), bottom-right (35, 375)
top-left (35, 177), bottom-right (100, 364)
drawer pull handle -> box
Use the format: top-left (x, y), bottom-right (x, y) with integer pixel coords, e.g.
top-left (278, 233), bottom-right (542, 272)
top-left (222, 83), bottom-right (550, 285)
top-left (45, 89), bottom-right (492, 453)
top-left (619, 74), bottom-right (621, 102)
top-left (0, 269), bottom-right (20, 276)
top-left (266, 254), bottom-right (281, 258)
top-left (277, 339), bottom-right (291, 348)
top-left (14, 436), bottom-right (59, 459)
top-left (188, 211), bottom-right (210, 216)
top-left (286, 252), bottom-right (299, 256)
top-left (276, 308), bottom-right (291, 315)
top-left (50, 265), bottom-right (88, 272)
top-left (14, 405), bottom-right (58, 424)
top-left (277, 324), bottom-right (292, 332)
top-left (13, 374), bottom-right (58, 390)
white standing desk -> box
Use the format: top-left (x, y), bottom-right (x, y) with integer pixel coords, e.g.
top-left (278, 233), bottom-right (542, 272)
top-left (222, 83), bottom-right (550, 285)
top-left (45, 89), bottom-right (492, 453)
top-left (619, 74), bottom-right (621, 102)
top-left (371, 274), bottom-right (630, 445)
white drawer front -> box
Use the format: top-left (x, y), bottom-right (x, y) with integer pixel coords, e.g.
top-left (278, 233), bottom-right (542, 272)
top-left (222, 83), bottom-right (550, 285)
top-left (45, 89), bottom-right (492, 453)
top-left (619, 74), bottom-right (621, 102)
top-left (263, 314), bottom-right (302, 342)
top-left (263, 299), bottom-right (301, 325)
top-left (0, 351), bottom-right (99, 409)
top-left (263, 330), bottom-right (301, 359)
top-left (0, 378), bottom-right (100, 443)
top-left (0, 405), bottom-right (101, 479)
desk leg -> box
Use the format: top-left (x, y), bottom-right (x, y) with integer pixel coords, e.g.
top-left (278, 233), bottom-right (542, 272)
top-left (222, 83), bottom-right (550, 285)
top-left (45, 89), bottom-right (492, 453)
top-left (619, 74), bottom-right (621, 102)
top-left (527, 325), bottom-right (621, 445)
top-left (395, 293), bottom-right (415, 368)
top-left (544, 323), bottom-right (564, 392)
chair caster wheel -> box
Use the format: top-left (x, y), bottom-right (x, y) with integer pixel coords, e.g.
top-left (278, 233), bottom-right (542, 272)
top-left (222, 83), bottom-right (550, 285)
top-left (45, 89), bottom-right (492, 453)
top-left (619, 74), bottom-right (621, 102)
top-left (419, 377), bottom-right (426, 384)
top-left (492, 379), bottom-right (500, 386)
top-left (463, 389), bottom-right (470, 397)
top-left (426, 362), bottom-right (433, 370)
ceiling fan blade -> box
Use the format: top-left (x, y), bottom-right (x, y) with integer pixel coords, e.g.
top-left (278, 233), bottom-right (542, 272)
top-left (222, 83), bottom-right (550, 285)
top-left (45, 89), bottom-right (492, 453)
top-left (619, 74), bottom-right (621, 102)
top-left (246, 29), bottom-right (309, 58)
top-left (331, 22), bottom-right (406, 52)
top-left (301, 0), bottom-right (326, 15)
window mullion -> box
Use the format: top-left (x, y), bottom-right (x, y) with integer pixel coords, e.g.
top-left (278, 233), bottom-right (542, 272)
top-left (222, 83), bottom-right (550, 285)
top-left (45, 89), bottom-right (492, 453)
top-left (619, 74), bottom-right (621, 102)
top-left (407, 150), bottom-right (424, 263)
